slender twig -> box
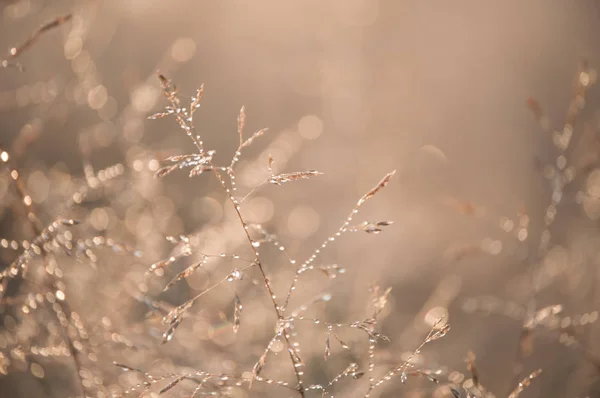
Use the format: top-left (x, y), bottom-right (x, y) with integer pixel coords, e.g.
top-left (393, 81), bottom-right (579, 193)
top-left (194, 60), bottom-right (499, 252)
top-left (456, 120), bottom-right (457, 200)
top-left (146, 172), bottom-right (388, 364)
top-left (155, 75), bottom-right (306, 395)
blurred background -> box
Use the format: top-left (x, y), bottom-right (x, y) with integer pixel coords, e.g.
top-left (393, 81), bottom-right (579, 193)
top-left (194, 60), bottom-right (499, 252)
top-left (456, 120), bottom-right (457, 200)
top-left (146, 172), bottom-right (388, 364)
top-left (1, 0), bottom-right (600, 397)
